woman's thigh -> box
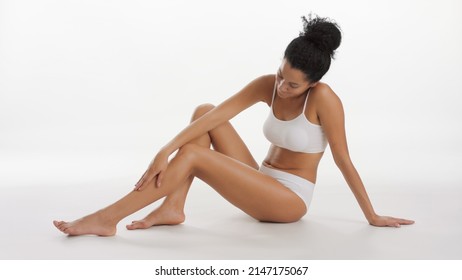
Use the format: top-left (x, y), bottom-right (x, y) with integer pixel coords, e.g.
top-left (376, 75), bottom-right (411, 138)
top-left (179, 144), bottom-right (307, 223)
top-left (192, 104), bottom-right (259, 170)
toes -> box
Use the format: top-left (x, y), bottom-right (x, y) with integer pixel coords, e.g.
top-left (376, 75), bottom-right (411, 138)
top-left (53, 221), bottom-right (64, 232)
top-left (59, 223), bottom-right (69, 231)
top-left (53, 220), bottom-right (71, 234)
top-left (126, 221), bottom-right (136, 230)
top-left (126, 224), bottom-right (137, 230)
top-left (126, 223), bottom-right (139, 230)
top-left (126, 220), bottom-right (148, 230)
top-left (53, 220), bottom-right (64, 227)
top-left (56, 221), bottom-right (66, 230)
top-left (53, 220), bottom-right (73, 233)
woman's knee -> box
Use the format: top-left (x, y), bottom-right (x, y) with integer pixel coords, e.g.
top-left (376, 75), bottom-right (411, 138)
top-left (191, 103), bottom-right (215, 121)
top-left (176, 143), bottom-right (203, 166)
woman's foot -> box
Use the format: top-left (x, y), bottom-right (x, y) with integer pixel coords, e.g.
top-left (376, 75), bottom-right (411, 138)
top-left (126, 207), bottom-right (185, 230)
top-left (53, 211), bottom-right (117, 236)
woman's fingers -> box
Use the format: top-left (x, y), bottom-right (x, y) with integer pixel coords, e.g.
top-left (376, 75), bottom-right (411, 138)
top-left (134, 170), bottom-right (154, 191)
top-left (134, 178), bottom-right (146, 191)
top-left (134, 174), bottom-right (154, 191)
top-left (397, 218), bottom-right (415, 225)
top-left (156, 171), bottom-right (164, 188)
top-left (370, 215), bottom-right (415, 228)
top-left (134, 168), bottom-right (165, 191)
top-left (388, 217), bottom-right (414, 227)
top-left (134, 153), bottom-right (169, 191)
top-left (134, 170), bottom-right (148, 189)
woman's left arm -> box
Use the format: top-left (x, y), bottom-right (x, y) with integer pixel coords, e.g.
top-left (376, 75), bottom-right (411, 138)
top-left (316, 85), bottom-right (414, 227)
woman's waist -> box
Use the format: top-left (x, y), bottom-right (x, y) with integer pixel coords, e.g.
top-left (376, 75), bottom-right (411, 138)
top-left (261, 160), bottom-right (317, 182)
top-left (263, 146), bottom-right (322, 183)
top-left (259, 164), bottom-right (316, 187)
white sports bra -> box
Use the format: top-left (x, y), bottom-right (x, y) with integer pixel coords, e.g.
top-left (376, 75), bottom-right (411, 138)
top-left (263, 81), bottom-right (328, 153)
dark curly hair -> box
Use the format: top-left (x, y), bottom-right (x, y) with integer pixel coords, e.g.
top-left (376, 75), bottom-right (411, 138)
top-left (284, 14), bottom-right (342, 83)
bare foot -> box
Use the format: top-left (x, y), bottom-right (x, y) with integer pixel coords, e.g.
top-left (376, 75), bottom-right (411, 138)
top-left (53, 212), bottom-right (117, 236)
top-left (126, 207), bottom-right (185, 230)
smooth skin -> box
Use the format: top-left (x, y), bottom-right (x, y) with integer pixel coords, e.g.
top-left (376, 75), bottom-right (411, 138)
top-left (53, 59), bottom-right (414, 236)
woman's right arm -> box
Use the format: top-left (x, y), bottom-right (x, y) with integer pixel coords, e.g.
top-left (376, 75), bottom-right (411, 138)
top-left (134, 74), bottom-right (274, 190)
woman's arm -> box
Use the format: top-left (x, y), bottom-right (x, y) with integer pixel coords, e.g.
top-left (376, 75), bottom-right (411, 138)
top-left (161, 75), bottom-right (271, 156)
top-left (316, 84), bottom-right (414, 227)
top-left (135, 75), bottom-right (273, 190)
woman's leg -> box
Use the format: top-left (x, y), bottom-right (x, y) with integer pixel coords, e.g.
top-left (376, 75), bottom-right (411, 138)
top-left (180, 144), bottom-right (307, 222)
top-left (54, 104), bottom-right (260, 235)
top-left (54, 145), bottom-right (199, 236)
top-left (127, 103), bottom-right (259, 229)
top-left (54, 144), bottom-right (306, 236)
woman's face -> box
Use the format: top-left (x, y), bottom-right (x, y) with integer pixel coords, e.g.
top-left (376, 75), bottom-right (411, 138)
top-left (276, 59), bottom-right (314, 99)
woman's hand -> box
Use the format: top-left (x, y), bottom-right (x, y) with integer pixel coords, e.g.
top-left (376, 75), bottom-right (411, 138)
top-left (134, 150), bottom-right (169, 191)
top-left (369, 215), bottom-right (415, 228)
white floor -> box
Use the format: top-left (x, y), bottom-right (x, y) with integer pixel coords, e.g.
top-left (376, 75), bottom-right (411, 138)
top-left (1, 150), bottom-right (461, 260)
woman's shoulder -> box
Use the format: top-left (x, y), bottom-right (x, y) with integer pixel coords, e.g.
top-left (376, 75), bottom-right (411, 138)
top-left (245, 74), bottom-right (276, 105)
top-left (310, 82), bottom-right (342, 106)
top-left (311, 82), bottom-right (335, 96)
top-left (254, 74), bottom-right (276, 88)
top-left (242, 74), bottom-right (275, 90)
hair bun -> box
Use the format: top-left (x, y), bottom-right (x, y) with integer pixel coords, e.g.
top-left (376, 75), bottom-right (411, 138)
top-left (301, 14), bottom-right (341, 57)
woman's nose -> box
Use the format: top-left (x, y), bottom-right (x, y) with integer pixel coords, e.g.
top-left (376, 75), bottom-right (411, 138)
top-left (278, 80), bottom-right (288, 92)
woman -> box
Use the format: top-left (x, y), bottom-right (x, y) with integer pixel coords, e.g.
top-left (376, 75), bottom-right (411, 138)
top-left (53, 15), bottom-right (414, 236)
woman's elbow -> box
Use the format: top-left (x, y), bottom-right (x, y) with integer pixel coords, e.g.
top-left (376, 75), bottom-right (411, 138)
top-left (332, 152), bottom-right (352, 169)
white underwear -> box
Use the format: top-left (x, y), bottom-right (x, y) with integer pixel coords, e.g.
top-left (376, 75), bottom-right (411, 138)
top-left (259, 164), bottom-right (315, 210)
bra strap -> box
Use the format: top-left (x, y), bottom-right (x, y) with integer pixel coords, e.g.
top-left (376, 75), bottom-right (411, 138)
top-left (302, 88), bottom-right (311, 112)
top-left (270, 78), bottom-right (277, 107)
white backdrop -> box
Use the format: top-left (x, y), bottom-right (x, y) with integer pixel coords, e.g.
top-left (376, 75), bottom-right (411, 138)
top-left (1, 0), bottom-right (461, 191)
top-left (1, 0), bottom-right (462, 262)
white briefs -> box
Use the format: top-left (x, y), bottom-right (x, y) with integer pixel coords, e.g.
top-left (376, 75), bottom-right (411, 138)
top-left (259, 164), bottom-right (315, 210)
